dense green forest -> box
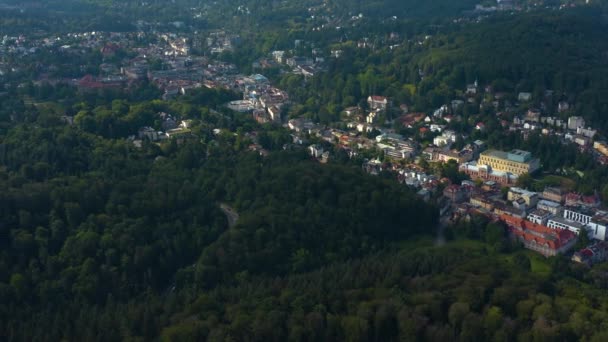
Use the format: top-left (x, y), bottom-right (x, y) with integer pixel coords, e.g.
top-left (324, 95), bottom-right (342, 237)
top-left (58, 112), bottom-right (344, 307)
top-left (0, 103), bottom-right (437, 339)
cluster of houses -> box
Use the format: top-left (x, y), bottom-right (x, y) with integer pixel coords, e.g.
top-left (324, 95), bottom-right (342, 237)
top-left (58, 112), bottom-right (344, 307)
top-left (445, 178), bottom-right (608, 260)
top-left (263, 41), bottom-right (326, 76)
top-left (2, 29), bottom-right (263, 103)
top-left (226, 74), bottom-right (290, 124)
top-left (133, 113), bottom-right (193, 146)
top-left (206, 30), bottom-right (240, 55)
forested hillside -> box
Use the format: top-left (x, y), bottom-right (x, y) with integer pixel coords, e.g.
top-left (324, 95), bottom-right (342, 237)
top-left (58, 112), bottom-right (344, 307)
top-left (269, 10), bottom-right (608, 132)
top-left (0, 111), bottom-right (436, 340)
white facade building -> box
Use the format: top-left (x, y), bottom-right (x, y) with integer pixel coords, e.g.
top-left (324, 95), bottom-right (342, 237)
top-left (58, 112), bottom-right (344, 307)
top-left (527, 209), bottom-right (552, 225)
top-left (564, 208), bottom-right (594, 225)
top-left (547, 216), bottom-right (586, 235)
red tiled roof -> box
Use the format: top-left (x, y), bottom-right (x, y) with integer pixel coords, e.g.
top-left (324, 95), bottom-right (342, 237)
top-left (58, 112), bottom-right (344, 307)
top-left (582, 195), bottom-right (599, 204)
top-left (444, 184), bottom-right (461, 193)
top-left (565, 193), bottom-right (581, 201)
top-left (499, 214), bottom-right (576, 250)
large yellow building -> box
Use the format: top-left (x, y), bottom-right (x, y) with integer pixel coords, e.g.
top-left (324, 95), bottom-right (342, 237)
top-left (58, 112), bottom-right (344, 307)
top-left (478, 149), bottom-right (540, 176)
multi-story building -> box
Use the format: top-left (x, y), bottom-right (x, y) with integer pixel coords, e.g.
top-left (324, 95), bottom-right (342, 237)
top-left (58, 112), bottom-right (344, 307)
top-left (443, 185), bottom-right (466, 203)
top-left (542, 187), bottom-right (564, 204)
top-left (508, 187), bottom-right (539, 207)
top-left (477, 149), bottom-right (540, 176)
top-left (527, 209), bottom-right (552, 225)
top-left (577, 127), bottom-right (597, 139)
top-left (564, 207), bottom-right (595, 225)
top-left (568, 116), bottom-right (585, 130)
top-left (459, 162), bottom-right (518, 186)
top-left (501, 214), bottom-right (577, 257)
top-left (470, 194), bottom-right (496, 211)
top-left (383, 147), bottom-right (414, 160)
top-left (547, 216), bottom-right (586, 235)
top-left (437, 149), bottom-right (474, 164)
top-left (494, 204), bottom-right (526, 219)
top-left (537, 200), bottom-right (562, 216)
top-left (367, 96), bottom-right (390, 111)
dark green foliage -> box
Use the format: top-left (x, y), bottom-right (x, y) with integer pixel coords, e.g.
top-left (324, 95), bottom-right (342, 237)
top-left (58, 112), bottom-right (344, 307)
top-left (0, 111), bottom-right (437, 340)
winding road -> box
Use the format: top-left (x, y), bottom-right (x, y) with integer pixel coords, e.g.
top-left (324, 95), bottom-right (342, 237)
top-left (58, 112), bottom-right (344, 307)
top-left (220, 203), bottom-right (239, 228)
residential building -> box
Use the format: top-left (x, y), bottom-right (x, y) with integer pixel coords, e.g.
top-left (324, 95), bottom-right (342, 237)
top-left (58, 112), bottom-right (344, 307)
top-left (537, 199), bottom-right (562, 215)
top-left (437, 149), bottom-right (473, 164)
top-left (577, 127), bottom-right (597, 139)
top-left (568, 116), bottom-right (585, 130)
top-left (330, 50), bottom-right (343, 58)
top-left (573, 135), bottom-right (590, 147)
top-left (473, 140), bottom-right (487, 152)
top-left (138, 126), bottom-right (159, 141)
top-left (494, 204), bottom-right (525, 219)
top-left (477, 149), bottom-right (540, 176)
top-left (542, 187), bottom-right (564, 204)
top-left (564, 207), bottom-right (595, 225)
top-left (547, 216), bottom-right (586, 235)
top-left (466, 83), bottom-right (478, 95)
top-left (518, 92), bottom-right (532, 102)
top-left (286, 56), bottom-right (313, 67)
top-left (512, 197), bottom-right (528, 212)
top-left (268, 106), bottom-right (281, 122)
top-left (376, 133), bottom-right (404, 143)
top-left (443, 185), bottom-right (466, 203)
top-left (253, 109), bottom-right (271, 124)
top-left (581, 194), bottom-right (601, 208)
top-left (527, 209), bottom-right (552, 225)
top-left (288, 118), bottom-right (316, 133)
top-left (565, 193), bottom-right (582, 207)
top-left (227, 100), bottom-right (255, 112)
top-left (433, 130), bottom-right (458, 147)
top-left (433, 135), bottom-right (452, 147)
top-left (470, 194), bottom-right (496, 211)
top-left (423, 147), bottom-right (439, 161)
top-left (362, 159), bottom-right (383, 175)
top-left (525, 109), bottom-right (541, 122)
top-left (271, 50), bottom-right (285, 63)
top-left (572, 241), bottom-right (608, 266)
top-left (366, 111), bottom-right (379, 124)
top-left (383, 147), bottom-right (414, 160)
top-left (500, 214), bottom-right (577, 257)
top-left (367, 96), bottom-right (390, 111)
top-left (308, 144), bottom-right (324, 158)
top-left (508, 187), bottom-right (539, 207)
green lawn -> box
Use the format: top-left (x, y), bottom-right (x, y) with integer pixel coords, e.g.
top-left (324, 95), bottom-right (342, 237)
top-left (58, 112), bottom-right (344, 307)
top-left (501, 250), bottom-right (552, 276)
top-left (535, 175), bottom-right (576, 192)
top-left (399, 236), bottom-right (553, 276)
